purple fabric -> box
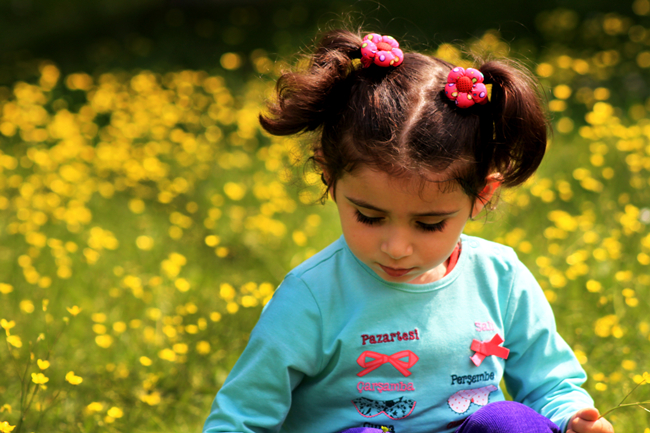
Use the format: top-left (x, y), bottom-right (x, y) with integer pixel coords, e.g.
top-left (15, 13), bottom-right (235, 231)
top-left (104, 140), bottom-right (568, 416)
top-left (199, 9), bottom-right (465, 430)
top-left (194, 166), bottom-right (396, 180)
top-left (339, 429), bottom-right (383, 433)
top-left (455, 401), bottom-right (561, 433)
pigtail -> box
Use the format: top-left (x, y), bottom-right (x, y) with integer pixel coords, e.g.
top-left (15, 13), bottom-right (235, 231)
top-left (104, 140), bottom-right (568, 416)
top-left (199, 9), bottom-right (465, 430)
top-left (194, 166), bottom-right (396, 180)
top-left (259, 28), bottom-right (549, 202)
top-left (259, 30), bottom-right (363, 136)
top-left (479, 60), bottom-right (548, 188)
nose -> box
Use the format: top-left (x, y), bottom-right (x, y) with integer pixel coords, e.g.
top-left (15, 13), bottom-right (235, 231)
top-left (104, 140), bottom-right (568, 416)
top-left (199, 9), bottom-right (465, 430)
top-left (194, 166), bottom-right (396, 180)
top-left (380, 229), bottom-right (413, 260)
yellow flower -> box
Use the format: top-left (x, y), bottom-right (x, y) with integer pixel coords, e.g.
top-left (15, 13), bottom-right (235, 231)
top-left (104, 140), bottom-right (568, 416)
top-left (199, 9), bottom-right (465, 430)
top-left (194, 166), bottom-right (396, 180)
top-left (226, 302), bottom-right (239, 314)
top-left (19, 300), bottom-right (34, 314)
top-left (219, 283), bottom-right (235, 300)
top-left (65, 371), bottom-right (83, 385)
top-left (135, 235), bottom-right (154, 250)
top-left (0, 283), bottom-right (13, 294)
top-left (169, 253), bottom-right (187, 266)
top-left (106, 407), bottom-right (123, 418)
top-left (0, 319), bottom-right (15, 335)
top-left (0, 404), bottom-right (11, 414)
top-left (158, 348), bottom-right (176, 362)
top-left (66, 306), bottom-right (82, 316)
top-left (196, 341), bottom-right (211, 355)
top-left (6, 335), bottom-right (22, 348)
top-left (95, 314), bottom-right (110, 325)
top-left (37, 359), bottom-right (50, 370)
top-left (31, 372), bottom-right (49, 384)
top-left (139, 392), bottom-right (161, 406)
top-left (223, 182), bottom-right (246, 200)
top-left (172, 343), bottom-right (188, 354)
top-left (86, 402), bottom-right (103, 413)
top-left (95, 335), bottom-right (113, 348)
top-left (621, 360), bottom-right (637, 371)
top-left (594, 315), bottom-right (620, 338)
top-left (0, 421), bottom-right (15, 433)
top-left (174, 278), bottom-right (190, 292)
top-left (585, 280), bottom-right (602, 293)
top-left (204, 235), bottom-right (220, 247)
top-left (573, 349), bottom-right (587, 365)
top-left (128, 199), bottom-right (145, 214)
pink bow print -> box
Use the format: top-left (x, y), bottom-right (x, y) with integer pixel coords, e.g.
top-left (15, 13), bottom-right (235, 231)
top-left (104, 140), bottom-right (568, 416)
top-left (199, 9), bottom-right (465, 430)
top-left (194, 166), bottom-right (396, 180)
top-left (448, 385), bottom-right (498, 414)
top-left (470, 333), bottom-right (509, 367)
top-left (356, 350), bottom-right (419, 377)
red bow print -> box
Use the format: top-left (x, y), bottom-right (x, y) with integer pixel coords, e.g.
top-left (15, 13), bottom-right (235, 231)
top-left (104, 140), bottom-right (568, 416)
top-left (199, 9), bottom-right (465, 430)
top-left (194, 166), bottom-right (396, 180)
top-left (356, 350), bottom-right (419, 377)
top-left (470, 333), bottom-right (509, 367)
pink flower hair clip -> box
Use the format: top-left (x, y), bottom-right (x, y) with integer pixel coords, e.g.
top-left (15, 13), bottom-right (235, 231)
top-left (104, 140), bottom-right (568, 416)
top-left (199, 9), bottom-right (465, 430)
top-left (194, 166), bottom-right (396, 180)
top-left (445, 67), bottom-right (489, 108)
top-left (360, 34), bottom-right (404, 68)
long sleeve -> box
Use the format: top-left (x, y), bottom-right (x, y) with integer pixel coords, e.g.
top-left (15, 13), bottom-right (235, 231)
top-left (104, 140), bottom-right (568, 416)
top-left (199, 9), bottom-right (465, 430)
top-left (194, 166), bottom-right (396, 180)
top-left (203, 274), bottom-right (323, 433)
top-left (502, 261), bottom-right (593, 432)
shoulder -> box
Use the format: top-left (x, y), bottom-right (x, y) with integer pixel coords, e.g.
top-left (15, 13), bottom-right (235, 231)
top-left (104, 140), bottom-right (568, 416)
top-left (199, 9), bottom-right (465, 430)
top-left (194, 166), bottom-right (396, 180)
top-left (461, 234), bottom-right (522, 273)
top-left (259, 238), bottom-right (350, 325)
top-left (264, 236), bottom-right (347, 305)
top-left (286, 235), bottom-right (348, 281)
top-left (460, 235), bottom-right (539, 302)
top-left (461, 236), bottom-right (550, 328)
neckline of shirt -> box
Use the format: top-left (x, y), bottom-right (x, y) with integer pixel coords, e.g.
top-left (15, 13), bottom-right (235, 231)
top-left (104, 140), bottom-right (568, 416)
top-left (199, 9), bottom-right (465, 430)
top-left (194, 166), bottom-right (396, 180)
top-left (340, 234), bottom-right (469, 293)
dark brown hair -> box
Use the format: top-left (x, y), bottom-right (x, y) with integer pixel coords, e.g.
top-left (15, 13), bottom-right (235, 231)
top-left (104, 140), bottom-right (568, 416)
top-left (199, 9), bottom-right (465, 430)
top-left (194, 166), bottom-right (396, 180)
top-left (259, 29), bottom-right (549, 203)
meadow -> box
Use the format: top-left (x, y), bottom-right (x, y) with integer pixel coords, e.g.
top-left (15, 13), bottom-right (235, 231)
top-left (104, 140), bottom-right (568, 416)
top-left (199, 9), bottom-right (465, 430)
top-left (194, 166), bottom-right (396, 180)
top-left (1, 5), bottom-right (650, 433)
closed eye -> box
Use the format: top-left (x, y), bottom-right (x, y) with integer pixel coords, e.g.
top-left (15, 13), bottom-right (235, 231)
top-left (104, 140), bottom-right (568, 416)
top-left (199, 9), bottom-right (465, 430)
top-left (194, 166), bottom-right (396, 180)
top-left (354, 210), bottom-right (447, 232)
top-left (354, 210), bottom-right (382, 225)
top-left (417, 220), bottom-right (447, 232)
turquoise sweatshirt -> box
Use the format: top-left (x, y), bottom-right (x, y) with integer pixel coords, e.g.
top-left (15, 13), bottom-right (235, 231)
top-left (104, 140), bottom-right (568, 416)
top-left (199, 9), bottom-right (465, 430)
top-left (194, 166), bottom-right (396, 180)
top-left (204, 235), bottom-right (593, 433)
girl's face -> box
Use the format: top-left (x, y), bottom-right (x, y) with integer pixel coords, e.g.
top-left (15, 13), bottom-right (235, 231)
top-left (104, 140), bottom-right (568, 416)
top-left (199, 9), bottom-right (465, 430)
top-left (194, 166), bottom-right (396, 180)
top-left (331, 166), bottom-right (497, 285)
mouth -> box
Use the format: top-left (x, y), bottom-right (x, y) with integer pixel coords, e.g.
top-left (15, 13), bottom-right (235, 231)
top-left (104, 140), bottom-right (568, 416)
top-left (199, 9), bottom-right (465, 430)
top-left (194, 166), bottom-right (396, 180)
top-left (379, 264), bottom-right (414, 277)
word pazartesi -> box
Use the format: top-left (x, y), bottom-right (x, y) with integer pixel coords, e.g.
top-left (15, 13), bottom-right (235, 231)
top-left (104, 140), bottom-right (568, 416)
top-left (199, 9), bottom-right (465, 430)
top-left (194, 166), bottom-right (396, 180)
top-left (361, 329), bottom-right (420, 345)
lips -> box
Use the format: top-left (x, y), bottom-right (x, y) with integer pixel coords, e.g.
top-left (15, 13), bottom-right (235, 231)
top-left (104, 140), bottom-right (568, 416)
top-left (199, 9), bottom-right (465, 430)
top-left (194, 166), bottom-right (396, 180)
top-left (379, 264), bottom-right (414, 277)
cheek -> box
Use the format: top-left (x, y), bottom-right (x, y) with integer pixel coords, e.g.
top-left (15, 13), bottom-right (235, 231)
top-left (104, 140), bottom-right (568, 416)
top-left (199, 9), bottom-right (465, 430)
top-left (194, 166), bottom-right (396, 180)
top-left (345, 225), bottom-right (376, 251)
top-left (338, 212), bottom-right (358, 236)
top-left (339, 207), bottom-right (371, 235)
top-left (420, 221), bottom-right (465, 257)
top-left (340, 221), bottom-right (378, 256)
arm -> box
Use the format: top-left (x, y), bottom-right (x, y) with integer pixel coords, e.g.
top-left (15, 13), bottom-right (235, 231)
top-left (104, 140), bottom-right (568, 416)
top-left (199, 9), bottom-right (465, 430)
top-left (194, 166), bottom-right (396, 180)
top-left (502, 261), bottom-right (596, 432)
top-left (203, 275), bottom-right (323, 433)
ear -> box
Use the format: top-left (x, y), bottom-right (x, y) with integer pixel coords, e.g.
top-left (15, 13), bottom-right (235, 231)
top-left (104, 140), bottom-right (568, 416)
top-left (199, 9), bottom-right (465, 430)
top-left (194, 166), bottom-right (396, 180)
top-left (324, 173), bottom-right (336, 202)
top-left (313, 149), bottom-right (335, 200)
top-left (471, 173), bottom-right (501, 218)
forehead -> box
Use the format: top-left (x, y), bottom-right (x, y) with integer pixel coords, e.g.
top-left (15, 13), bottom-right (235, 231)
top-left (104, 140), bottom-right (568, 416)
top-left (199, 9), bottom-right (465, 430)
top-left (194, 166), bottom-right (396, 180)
top-left (348, 166), bottom-right (461, 192)
top-left (339, 166), bottom-right (469, 207)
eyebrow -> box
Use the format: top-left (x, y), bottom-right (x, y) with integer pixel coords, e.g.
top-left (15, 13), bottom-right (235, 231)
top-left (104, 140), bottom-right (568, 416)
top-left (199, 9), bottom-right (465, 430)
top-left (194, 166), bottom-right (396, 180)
top-left (345, 196), bottom-right (460, 217)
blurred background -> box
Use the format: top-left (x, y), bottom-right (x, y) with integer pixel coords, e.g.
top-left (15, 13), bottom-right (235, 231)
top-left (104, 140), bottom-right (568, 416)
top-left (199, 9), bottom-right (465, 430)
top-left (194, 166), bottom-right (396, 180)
top-left (0, 0), bottom-right (649, 432)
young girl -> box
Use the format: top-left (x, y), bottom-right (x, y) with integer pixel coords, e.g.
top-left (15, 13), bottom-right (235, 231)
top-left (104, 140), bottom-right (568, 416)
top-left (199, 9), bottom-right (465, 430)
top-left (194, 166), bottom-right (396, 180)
top-left (203, 29), bottom-right (614, 433)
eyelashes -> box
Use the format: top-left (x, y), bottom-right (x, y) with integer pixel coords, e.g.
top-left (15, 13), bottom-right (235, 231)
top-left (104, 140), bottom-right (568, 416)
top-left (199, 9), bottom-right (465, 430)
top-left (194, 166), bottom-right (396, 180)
top-left (354, 210), bottom-right (382, 226)
top-left (354, 210), bottom-right (447, 233)
top-left (419, 220), bottom-right (448, 232)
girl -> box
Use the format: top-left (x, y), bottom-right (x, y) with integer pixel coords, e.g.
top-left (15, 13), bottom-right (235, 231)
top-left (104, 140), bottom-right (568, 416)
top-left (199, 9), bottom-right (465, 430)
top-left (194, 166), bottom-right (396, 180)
top-left (203, 29), bottom-right (614, 433)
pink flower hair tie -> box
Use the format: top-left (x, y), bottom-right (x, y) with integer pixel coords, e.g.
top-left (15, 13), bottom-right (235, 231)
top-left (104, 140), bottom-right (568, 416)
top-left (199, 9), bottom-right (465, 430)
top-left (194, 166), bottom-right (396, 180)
top-left (445, 67), bottom-right (489, 108)
top-left (360, 34), bottom-right (404, 68)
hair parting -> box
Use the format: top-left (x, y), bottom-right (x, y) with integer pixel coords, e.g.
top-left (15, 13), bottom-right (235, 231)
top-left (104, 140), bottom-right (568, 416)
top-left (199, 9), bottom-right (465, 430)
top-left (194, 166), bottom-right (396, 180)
top-left (259, 28), bottom-right (550, 205)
